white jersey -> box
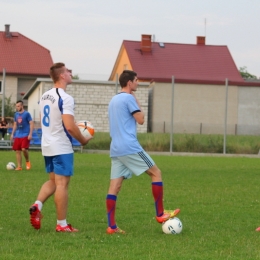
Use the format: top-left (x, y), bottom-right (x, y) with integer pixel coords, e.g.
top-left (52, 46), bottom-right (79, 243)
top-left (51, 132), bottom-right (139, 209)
top-left (39, 87), bottom-right (74, 156)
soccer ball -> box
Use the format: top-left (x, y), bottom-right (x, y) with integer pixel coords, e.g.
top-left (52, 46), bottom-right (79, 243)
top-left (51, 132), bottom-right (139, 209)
top-left (77, 120), bottom-right (95, 138)
top-left (162, 217), bottom-right (183, 234)
top-left (6, 162), bottom-right (16, 170)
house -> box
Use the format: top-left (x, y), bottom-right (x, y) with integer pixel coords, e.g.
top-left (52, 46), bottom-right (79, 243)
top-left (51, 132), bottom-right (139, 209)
top-left (0, 24), bottom-right (53, 109)
top-left (109, 35), bottom-right (260, 135)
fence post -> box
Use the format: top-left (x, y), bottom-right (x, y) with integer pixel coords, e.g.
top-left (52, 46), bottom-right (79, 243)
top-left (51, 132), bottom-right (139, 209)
top-left (1, 68), bottom-right (6, 118)
top-left (170, 76), bottom-right (174, 154)
top-left (223, 78), bottom-right (228, 154)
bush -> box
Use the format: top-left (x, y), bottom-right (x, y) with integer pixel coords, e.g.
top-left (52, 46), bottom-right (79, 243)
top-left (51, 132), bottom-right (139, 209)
top-left (84, 133), bottom-right (260, 154)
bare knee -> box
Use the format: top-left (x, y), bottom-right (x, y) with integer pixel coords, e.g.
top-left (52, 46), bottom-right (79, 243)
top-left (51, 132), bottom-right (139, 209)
top-left (146, 165), bottom-right (162, 182)
top-left (108, 178), bottom-right (124, 195)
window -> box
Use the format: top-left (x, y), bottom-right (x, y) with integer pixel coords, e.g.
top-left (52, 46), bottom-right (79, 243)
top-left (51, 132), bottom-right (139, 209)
top-left (159, 42), bottom-right (165, 48)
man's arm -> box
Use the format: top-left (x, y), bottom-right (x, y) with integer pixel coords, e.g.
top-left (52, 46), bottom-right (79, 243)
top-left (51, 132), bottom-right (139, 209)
top-left (10, 122), bottom-right (17, 140)
top-left (28, 120), bottom-right (34, 140)
top-left (62, 114), bottom-right (92, 146)
top-left (131, 92), bottom-right (144, 125)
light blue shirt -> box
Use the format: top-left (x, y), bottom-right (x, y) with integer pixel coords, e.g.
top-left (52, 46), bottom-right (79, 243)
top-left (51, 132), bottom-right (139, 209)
top-left (108, 92), bottom-right (143, 157)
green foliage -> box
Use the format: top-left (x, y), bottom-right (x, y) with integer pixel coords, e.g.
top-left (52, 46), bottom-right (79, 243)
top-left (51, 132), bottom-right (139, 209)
top-left (0, 95), bottom-right (15, 117)
top-left (72, 74), bottom-right (80, 80)
top-left (1, 152), bottom-right (260, 259)
top-left (86, 132), bottom-right (260, 154)
top-left (239, 66), bottom-right (257, 79)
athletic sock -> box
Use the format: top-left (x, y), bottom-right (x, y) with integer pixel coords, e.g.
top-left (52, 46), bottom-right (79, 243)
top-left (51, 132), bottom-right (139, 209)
top-left (106, 194), bottom-right (117, 229)
top-left (57, 219), bottom-right (67, 227)
top-left (152, 182), bottom-right (164, 217)
top-left (35, 200), bottom-right (43, 211)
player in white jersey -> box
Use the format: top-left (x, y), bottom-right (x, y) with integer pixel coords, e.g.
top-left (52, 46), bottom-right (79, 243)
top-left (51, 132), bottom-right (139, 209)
top-left (29, 62), bottom-right (92, 232)
top-left (40, 87), bottom-right (75, 156)
top-left (106, 70), bottom-right (180, 234)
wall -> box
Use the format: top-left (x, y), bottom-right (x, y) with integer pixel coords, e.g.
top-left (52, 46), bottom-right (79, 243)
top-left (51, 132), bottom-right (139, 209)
top-left (27, 79), bottom-right (260, 136)
top-left (27, 82), bottom-right (43, 125)
top-left (238, 86), bottom-right (260, 135)
top-left (27, 79), bottom-right (149, 133)
top-left (17, 78), bottom-right (36, 106)
top-left (151, 82), bottom-right (239, 134)
top-left (0, 76), bottom-right (18, 104)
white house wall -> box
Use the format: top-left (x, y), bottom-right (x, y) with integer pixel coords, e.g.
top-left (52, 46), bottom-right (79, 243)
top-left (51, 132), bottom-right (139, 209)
top-left (0, 76), bottom-right (18, 104)
top-left (27, 82), bottom-right (43, 125)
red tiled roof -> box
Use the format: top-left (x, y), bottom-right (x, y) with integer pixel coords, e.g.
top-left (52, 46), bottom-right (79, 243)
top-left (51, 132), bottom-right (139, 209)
top-left (123, 40), bottom-right (251, 86)
top-left (0, 31), bottom-right (53, 76)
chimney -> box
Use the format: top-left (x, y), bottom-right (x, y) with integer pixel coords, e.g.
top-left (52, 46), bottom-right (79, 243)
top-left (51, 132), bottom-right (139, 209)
top-left (141, 34), bottom-right (152, 52)
top-left (197, 36), bottom-right (205, 45)
top-left (5, 24), bottom-right (11, 38)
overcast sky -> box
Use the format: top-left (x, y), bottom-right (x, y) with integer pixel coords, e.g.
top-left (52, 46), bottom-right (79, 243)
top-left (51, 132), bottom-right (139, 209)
top-left (1, 0), bottom-right (259, 80)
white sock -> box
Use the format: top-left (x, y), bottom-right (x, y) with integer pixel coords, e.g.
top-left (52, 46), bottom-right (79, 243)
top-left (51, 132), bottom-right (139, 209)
top-left (57, 219), bottom-right (67, 227)
top-left (35, 200), bottom-right (43, 211)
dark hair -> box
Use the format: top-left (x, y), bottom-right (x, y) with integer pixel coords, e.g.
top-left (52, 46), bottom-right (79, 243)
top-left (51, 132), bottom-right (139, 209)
top-left (16, 100), bottom-right (23, 105)
top-left (119, 70), bottom-right (137, 87)
top-left (50, 62), bottom-right (65, 83)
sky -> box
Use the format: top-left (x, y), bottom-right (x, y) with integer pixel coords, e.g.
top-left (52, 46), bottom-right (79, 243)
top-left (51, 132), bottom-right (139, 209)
top-left (1, 0), bottom-right (259, 80)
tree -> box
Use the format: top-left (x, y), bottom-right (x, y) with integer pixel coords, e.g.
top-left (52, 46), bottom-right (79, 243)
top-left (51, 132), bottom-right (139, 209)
top-left (0, 96), bottom-right (15, 117)
top-left (72, 74), bottom-right (79, 80)
top-left (239, 66), bottom-right (257, 79)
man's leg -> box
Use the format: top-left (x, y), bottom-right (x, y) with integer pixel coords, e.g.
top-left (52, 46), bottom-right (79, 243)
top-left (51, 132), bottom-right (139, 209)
top-left (54, 174), bottom-right (70, 221)
top-left (22, 149), bottom-right (29, 162)
top-left (22, 140), bottom-right (31, 169)
top-left (37, 172), bottom-right (56, 202)
top-left (146, 165), bottom-right (180, 223)
top-left (15, 150), bottom-right (22, 170)
top-left (106, 177), bottom-right (125, 234)
top-left (54, 173), bottom-right (78, 232)
top-left (30, 172), bottom-right (56, 229)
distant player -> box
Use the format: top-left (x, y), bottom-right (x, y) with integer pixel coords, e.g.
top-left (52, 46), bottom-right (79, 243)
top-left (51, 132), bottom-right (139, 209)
top-left (11, 100), bottom-right (33, 170)
top-left (0, 117), bottom-right (8, 140)
top-left (105, 70), bottom-right (180, 234)
top-left (29, 62), bottom-right (92, 232)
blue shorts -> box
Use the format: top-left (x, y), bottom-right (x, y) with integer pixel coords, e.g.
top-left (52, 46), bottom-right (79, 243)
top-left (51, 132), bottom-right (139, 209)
top-left (44, 153), bottom-right (74, 176)
top-left (111, 150), bottom-right (155, 180)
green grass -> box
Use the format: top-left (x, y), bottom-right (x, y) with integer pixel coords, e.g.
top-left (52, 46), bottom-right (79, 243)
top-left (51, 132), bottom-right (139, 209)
top-left (1, 151), bottom-right (260, 259)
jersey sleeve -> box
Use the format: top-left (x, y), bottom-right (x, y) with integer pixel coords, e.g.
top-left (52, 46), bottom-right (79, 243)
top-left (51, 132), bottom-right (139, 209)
top-left (127, 95), bottom-right (141, 115)
top-left (26, 111), bottom-right (33, 122)
top-left (62, 95), bottom-right (75, 116)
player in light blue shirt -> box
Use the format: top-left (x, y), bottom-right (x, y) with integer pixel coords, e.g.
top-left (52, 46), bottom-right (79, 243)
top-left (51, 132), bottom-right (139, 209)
top-left (106, 70), bottom-right (180, 234)
top-left (109, 92), bottom-right (142, 157)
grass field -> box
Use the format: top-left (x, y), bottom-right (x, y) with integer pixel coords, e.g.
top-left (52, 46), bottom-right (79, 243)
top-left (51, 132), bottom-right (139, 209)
top-left (1, 151), bottom-right (260, 259)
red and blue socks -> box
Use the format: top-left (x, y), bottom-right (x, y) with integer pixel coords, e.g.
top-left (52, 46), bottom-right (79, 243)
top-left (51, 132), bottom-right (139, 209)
top-left (152, 182), bottom-right (164, 217)
top-left (106, 194), bottom-right (117, 229)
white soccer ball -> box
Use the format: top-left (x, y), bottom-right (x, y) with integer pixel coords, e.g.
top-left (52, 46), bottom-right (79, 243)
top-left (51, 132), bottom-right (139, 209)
top-left (162, 217), bottom-right (183, 234)
top-left (77, 120), bottom-right (95, 138)
top-left (6, 162), bottom-right (16, 170)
